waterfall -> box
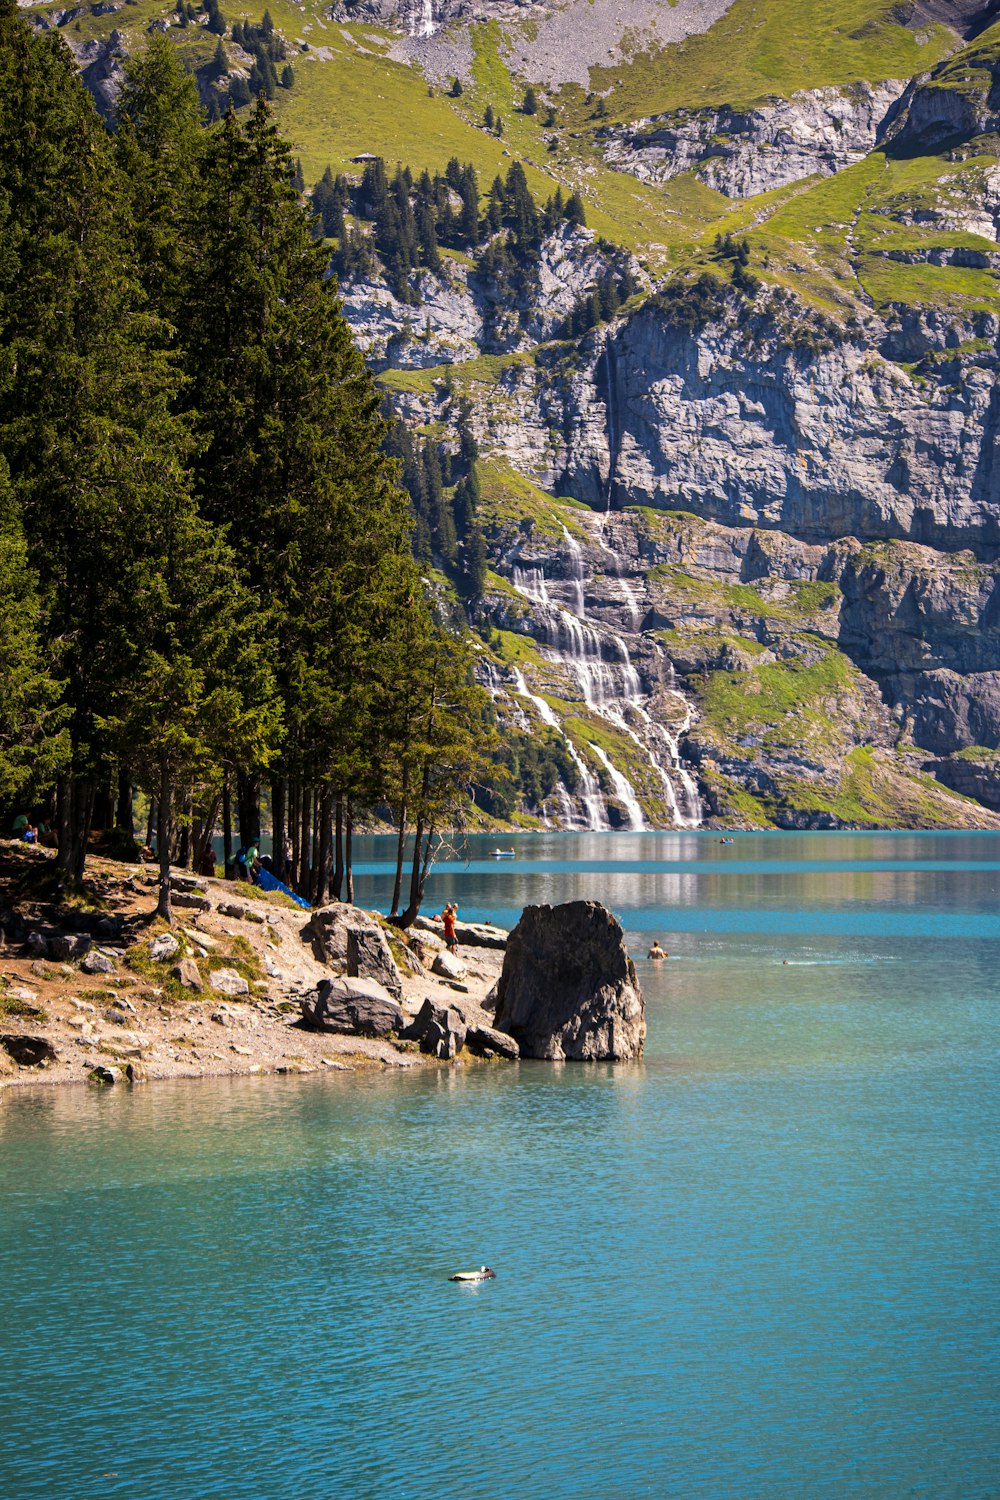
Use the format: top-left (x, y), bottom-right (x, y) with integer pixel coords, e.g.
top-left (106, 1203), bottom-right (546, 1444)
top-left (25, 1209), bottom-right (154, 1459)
top-left (506, 532), bottom-right (704, 832)
top-left (591, 745), bottom-right (645, 830)
top-left (410, 0), bottom-right (436, 37)
top-left (512, 564), bottom-right (549, 605)
top-left (561, 527), bottom-right (587, 617)
top-left (511, 669), bottom-right (609, 831)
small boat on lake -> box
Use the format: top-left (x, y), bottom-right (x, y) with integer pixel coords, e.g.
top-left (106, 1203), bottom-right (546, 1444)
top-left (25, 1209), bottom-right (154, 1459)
top-left (490, 849), bottom-right (515, 859)
top-left (449, 1266), bottom-right (496, 1282)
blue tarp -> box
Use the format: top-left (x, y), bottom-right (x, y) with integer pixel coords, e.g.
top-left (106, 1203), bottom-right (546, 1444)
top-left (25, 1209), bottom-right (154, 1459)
top-left (256, 865), bottom-right (312, 910)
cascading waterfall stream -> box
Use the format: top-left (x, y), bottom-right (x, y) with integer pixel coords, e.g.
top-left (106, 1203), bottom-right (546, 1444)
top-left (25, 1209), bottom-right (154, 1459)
top-left (410, 0), bottom-right (436, 37)
top-left (509, 534), bottom-right (703, 831)
top-left (511, 669), bottom-right (609, 831)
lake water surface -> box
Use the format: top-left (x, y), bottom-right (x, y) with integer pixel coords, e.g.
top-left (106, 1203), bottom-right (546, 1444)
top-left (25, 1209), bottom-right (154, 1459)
top-left (2, 832), bottom-right (998, 1499)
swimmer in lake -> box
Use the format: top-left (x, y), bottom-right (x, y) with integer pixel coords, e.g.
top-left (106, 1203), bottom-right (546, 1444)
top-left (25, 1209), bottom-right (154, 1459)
top-left (648, 941), bottom-right (667, 960)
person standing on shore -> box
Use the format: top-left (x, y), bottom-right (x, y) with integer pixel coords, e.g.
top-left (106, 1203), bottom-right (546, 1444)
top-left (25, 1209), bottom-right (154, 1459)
top-left (442, 902), bottom-right (458, 954)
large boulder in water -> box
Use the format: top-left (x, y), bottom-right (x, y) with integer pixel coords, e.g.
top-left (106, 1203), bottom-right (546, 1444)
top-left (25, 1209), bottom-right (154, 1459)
top-left (493, 901), bottom-right (645, 1061)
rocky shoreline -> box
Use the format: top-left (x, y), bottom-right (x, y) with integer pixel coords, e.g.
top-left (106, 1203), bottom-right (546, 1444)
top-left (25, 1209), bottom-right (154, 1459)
top-left (0, 843), bottom-right (512, 1092)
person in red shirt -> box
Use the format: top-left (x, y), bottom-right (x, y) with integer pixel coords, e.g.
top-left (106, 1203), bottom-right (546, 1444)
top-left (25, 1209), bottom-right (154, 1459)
top-left (442, 902), bottom-right (458, 954)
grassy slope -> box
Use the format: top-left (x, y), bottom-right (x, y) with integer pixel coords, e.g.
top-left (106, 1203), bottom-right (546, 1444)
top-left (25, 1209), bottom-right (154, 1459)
top-left (578, 0), bottom-right (955, 122)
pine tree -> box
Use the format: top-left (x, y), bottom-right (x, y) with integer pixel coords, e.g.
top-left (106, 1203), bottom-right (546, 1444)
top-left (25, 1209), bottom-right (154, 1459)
top-left (0, 458), bottom-right (68, 803)
top-left (171, 99), bottom-right (430, 894)
top-left (522, 86), bottom-right (537, 115)
top-left (565, 191), bottom-right (587, 226)
top-left (483, 103), bottom-right (494, 131)
top-left (449, 76), bottom-right (462, 96)
top-left (0, 5), bottom-right (199, 878)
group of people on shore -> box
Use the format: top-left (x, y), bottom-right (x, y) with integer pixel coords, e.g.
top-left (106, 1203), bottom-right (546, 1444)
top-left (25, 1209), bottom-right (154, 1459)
top-left (10, 813), bottom-right (54, 847)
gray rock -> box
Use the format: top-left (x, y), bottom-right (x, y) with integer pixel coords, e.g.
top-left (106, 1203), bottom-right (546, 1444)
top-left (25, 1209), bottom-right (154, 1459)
top-left (347, 926), bottom-right (403, 998)
top-left (0, 1033), bottom-right (58, 1067)
top-left (173, 958), bottom-right (203, 992)
top-left (603, 81), bottom-right (906, 199)
top-left (432, 950), bottom-right (467, 981)
top-left (299, 976), bottom-right (404, 1038)
top-left (81, 950), bottom-right (115, 975)
top-left (171, 893), bottom-right (212, 912)
top-left (50, 932), bottom-right (90, 961)
top-left (465, 1022), bottom-right (520, 1060)
top-left (125, 1060), bottom-right (147, 1083)
top-left (89, 1064), bottom-right (118, 1085)
top-left (26, 931), bottom-right (49, 959)
top-left (218, 901), bottom-right (264, 923)
top-left (311, 903), bottom-right (385, 967)
top-left (210, 1009), bottom-right (232, 1027)
top-left (149, 932), bottom-right (180, 962)
top-left (209, 968), bottom-right (249, 998)
top-left (493, 901), bottom-right (645, 1061)
top-left (169, 876), bottom-right (206, 894)
top-left (400, 998), bottom-right (467, 1058)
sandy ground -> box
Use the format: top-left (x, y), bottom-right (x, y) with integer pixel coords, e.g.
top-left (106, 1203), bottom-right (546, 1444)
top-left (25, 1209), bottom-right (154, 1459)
top-left (0, 843), bottom-right (506, 1091)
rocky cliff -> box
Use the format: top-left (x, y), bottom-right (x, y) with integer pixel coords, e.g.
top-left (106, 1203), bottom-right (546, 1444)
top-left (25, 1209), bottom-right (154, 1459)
top-left (44, 0), bottom-right (1000, 826)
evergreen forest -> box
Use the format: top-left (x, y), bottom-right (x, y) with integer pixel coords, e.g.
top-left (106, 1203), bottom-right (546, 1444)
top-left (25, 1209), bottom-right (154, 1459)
top-left (0, 2), bottom-right (507, 924)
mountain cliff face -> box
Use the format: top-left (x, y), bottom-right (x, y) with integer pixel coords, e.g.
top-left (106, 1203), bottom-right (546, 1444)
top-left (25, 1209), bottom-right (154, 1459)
top-left (47, 0), bottom-right (1000, 826)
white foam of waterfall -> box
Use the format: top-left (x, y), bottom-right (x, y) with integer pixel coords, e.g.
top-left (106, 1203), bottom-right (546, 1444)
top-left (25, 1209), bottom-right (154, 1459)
top-left (561, 527), bottom-right (587, 617)
top-left (411, 0), bottom-right (436, 36)
top-left (510, 540), bottom-right (702, 830)
top-left (617, 576), bottom-right (644, 632)
top-left (513, 565), bottom-right (550, 605)
top-left (511, 669), bottom-right (607, 831)
top-left (511, 667), bottom-right (559, 730)
top-left (591, 744), bottom-right (645, 830)
top-left (628, 702), bottom-right (702, 829)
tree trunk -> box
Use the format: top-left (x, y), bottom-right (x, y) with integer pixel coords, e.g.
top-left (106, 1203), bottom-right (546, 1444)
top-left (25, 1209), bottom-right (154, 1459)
top-left (398, 813), bottom-right (424, 928)
top-left (146, 797), bottom-right (157, 852)
top-left (309, 787), bottom-right (321, 905)
top-left (156, 759), bottom-right (173, 924)
top-left (237, 772), bottom-right (260, 848)
top-left (298, 782), bottom-right (312, 897)
top-left (272, 776), bottom-right (286, 883)
top-left (222, 774), bottom-right (233, 872)
top-left (389, 775), bottom-right (408, 919)
top-left (57, 776), bottom-right (95, 883)
top-left (193, 792), bottom-right (221, 873)
top-left (289, 779), bottom-right (301, 894)
top-left (316, 790), bottom-right (333, 906)
top-left (345, 801), bottom-right (354, 905)
top-left (116, 768), bottom-right (134, 838)
top-left (332, 797), bottom-right (344, 902)
top-left (178, 794), bottom-right (192, 870)
top-left (91, 781), bottom-right (113, 835)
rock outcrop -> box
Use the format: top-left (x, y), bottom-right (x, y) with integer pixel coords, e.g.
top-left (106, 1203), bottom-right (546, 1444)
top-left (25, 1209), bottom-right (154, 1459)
top-left (299, 976), bottom-right (405, 1037)
top-left (493, 901), bottom-right (645, 1060)
top-left (346, 926), bottom-right (404, 997)
top-left (603, 82), bottom-right (907, 198)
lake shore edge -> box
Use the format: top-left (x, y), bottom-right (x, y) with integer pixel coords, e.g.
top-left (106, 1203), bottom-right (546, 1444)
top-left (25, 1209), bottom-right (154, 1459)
top-left (0, 842), bottom-right (508, 1093)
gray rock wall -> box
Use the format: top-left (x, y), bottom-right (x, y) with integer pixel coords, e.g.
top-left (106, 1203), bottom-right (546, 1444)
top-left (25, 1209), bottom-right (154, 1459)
top-left (602, 82), bottom-right (907, 198)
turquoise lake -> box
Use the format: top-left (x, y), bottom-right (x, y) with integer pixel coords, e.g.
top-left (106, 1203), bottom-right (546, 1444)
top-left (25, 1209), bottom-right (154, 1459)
top-left (1, 831), bottom-right (998, 1499)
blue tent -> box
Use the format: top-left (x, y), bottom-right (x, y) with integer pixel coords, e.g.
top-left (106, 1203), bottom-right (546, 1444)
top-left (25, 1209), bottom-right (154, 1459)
top-left (256, 865), bottom-right (312, 910)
